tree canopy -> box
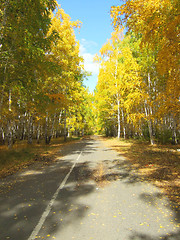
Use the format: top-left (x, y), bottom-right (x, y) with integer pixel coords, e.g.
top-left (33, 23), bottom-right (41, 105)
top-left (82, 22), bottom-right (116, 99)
top-left (94, 0), bottom-right (179, 144)
top-left (0, 1), bottom-right (179, 148)
top-left (0, 2), bottom-right (93, 148)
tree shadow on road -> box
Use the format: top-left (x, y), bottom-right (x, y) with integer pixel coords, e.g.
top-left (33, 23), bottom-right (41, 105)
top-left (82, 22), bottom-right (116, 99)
top-left (98, 157), bottom-right (180, 240)
top-left (108, 140), bottom-right (180, 206)
top-left (0, 137), bottom-right (179, 240)
top-left (0, 138), bottom-right (98, 240)
top-left (128, 230), bottom-right (180, 240)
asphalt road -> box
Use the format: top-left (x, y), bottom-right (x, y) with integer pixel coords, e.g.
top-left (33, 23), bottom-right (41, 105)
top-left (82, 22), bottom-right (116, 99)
top-left (0, 137), bottom-right (179, 240)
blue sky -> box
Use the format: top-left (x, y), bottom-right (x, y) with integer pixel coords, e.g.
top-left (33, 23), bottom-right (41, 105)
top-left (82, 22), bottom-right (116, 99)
top-left (57, 0), bottom-right (123, 92)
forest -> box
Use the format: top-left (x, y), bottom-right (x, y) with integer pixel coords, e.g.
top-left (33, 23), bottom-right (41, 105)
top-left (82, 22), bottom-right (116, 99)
top-left (95, 0), bottom-right (179, 145)
top-left (0, 0), bottom-right (179, 150)
top-left (0, 0), bottom-right (94, 149)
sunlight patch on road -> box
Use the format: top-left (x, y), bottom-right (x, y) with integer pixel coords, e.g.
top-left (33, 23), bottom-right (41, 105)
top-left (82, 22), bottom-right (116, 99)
top-left (20, 170), bottom-right (44, 176)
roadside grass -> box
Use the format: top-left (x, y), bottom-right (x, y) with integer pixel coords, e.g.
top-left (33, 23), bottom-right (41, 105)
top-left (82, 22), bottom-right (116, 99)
top-left (102, 137), bottom-right (180, 206)
top-left (0, 136), bottom-right (81, 178)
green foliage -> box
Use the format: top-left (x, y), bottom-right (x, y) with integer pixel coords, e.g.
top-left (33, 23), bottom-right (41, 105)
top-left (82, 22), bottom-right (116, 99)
top-left (0, 0), bottom-right (58, 86)
top-left (155, 128), bottom-right (172, 144)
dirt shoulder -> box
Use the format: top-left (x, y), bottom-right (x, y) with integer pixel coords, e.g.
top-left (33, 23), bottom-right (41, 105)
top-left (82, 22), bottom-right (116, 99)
top-left (0, 137), bottom-right (83, 179)
top-left (100, 136), bottom-right (180, 206)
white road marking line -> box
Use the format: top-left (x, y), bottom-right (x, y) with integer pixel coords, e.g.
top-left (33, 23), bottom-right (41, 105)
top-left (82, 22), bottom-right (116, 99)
top-left (27, 151), bottom-right (82, 240)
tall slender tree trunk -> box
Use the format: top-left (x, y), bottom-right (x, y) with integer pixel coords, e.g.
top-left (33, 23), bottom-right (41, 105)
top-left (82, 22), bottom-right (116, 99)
top-left (172, 116), bottom-right (178, 145)
top-left (48, 113), bottom-right (56, 144)
top-left (144, 103), bottom-right (155, 145)
top-left (7, 120), bottom-right (13, 149)
top-left (56, 110), bottom-right (62, 137)
top-left (64, 109), bottom-right (67, 142)
top-left (122, 108), bottom-right (126, 139)
top-left (145, 73), bottom-right (155, 145)
top-left (117, 99), bottom-right (121, 139)
top-left (28, 115), bottom-right (33, 144)
top-left (1, 127), bottom-right (5, 144)
top-left (45, 112), bottom-right (50, 144)
top-left (148, 119), bottom-right (154, 145)
top-left (22, 115), bottom-right (26, 140)
top-left (9, 89), bottom-right (12, 112)
top-left (59, 111), bottom-right (62, 124)
top-left (36, 122), bottom-right (40, 144)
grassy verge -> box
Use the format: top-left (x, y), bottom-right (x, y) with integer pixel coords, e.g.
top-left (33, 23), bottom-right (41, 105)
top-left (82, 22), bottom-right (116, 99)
top-left (0, 137), bottom-right (81, 178)
top-left (102, 137), bottom-right (180, 206)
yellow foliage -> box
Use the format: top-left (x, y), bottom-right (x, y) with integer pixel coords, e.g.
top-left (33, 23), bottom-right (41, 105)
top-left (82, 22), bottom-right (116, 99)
top-left (111, 0), bottom-right (180, 116)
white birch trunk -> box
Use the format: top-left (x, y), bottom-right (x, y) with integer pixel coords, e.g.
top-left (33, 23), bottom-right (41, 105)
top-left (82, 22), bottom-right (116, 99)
top-left (45, 112), bottom-right (49, 144)
top-left (36, 122), bottom-right (40, 144)
top-left (144, 103), bottom-right (155, 145)
top-left (117, 99), bottom-right (121, 139)
top-left (9, 89), bottom-right (12, 112)
top-left (172, 116), bottom-right (178, 144)
top-left (122, 108), bottom-right (126, 139)
top-left (49, 113), bottom-right (56, 143)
